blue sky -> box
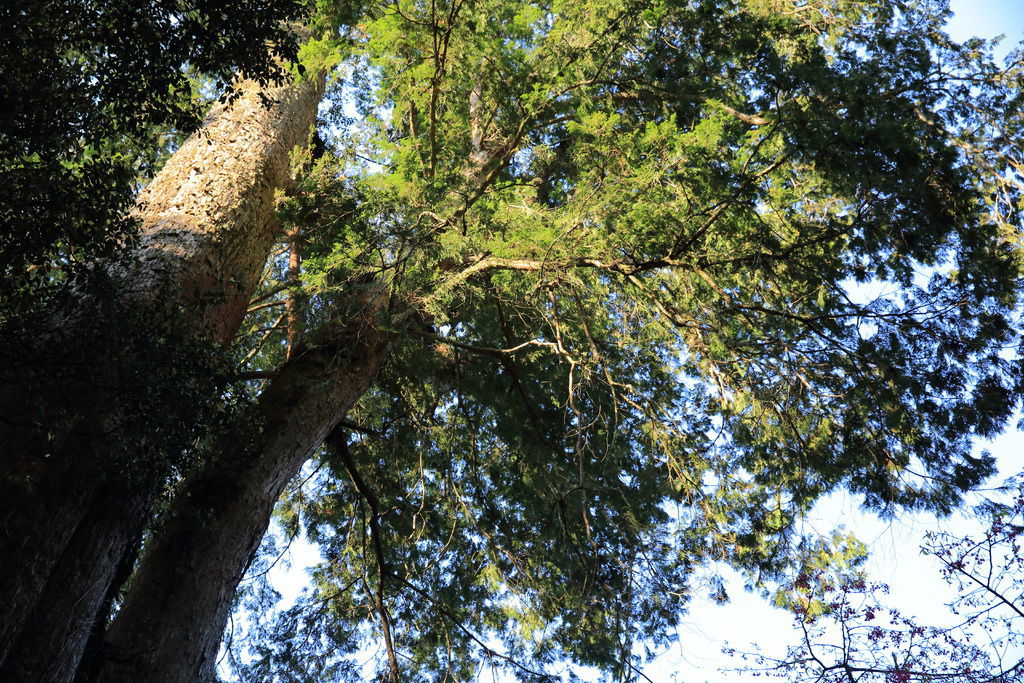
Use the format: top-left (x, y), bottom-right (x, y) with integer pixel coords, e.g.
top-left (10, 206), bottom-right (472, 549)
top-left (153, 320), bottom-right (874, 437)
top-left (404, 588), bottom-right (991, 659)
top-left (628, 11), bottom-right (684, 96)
top-left (947, 0), bottom-right (1024, 57)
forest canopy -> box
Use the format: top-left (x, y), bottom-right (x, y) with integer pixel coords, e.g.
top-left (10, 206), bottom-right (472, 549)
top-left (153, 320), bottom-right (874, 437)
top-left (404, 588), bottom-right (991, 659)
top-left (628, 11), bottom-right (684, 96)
top-left (1, 0), bottom-right (1022, 680)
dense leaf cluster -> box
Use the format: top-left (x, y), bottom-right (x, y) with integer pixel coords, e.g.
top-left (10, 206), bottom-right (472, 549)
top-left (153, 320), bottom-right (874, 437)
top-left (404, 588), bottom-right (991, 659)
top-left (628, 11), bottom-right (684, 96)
top-left (0, 0), bottom-right (305, 315)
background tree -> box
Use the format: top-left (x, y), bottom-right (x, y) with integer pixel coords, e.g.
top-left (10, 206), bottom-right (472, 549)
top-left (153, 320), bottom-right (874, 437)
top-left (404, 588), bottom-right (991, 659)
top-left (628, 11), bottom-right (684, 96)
top-left (0, 0), bottom-right (307, 315)
top-left (1, 0), bottom-right (1022, 681)
top-left (733, 482), bottom-right (1024, 681)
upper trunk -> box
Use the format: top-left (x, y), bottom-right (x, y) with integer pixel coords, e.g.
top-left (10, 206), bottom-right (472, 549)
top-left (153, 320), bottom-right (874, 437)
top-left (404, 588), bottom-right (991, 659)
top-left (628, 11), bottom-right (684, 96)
top-left (125, 70), bottom-right (325, 342)
top-left (0, 67), bottom-right (325, 681)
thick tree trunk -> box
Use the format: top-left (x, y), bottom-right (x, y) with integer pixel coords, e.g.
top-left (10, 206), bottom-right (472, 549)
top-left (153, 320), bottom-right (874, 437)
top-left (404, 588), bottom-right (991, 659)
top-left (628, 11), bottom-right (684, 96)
top-left (125, 70), bottom-right (325, 343)
top-left (0, 69), bottom-right (324, 680)
top-left (93, 306), bottom-right (391, 682)
top-left (4, 481), bottom-right (149, 682)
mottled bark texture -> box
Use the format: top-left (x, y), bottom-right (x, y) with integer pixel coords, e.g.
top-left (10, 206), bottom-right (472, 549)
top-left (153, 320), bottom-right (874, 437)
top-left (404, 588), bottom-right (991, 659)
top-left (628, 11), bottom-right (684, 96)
top-left (96, 297), bottom-right (392, 683)
top-left (127, 71), bottom-right (325, 343)
top-left (0, 69), bottom-right (324, 682)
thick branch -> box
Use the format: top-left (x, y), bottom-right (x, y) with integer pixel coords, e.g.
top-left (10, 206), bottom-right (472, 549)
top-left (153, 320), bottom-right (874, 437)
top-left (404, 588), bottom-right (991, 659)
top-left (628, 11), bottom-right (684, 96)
top-left (328, 430), bottom-right (400, 682)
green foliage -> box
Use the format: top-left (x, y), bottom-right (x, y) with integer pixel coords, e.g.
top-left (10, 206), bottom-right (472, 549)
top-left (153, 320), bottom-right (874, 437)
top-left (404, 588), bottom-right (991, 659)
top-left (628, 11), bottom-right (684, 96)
top-left (223, 0), bottom-right (1024, 679)
top-left (769, 531), bottom-right (867, 619)
top-left (0, 280), bottom-right (240, 488)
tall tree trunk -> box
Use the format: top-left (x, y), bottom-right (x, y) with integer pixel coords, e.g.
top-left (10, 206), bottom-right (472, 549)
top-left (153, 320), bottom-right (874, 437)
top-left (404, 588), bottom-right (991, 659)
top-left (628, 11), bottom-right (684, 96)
top-left (0, 68), bottom-right (325, 680)
top-left (94, 303), bottom-right (392, 683)
top-left (125, 69), bottom-right (324, 343)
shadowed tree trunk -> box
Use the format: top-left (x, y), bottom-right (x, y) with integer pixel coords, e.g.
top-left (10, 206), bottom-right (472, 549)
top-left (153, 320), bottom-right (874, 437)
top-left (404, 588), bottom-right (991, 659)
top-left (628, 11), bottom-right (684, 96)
top-left (0, 67), bottom-right (325, 681)
top-left (94, 304), bottom-right (392, 682)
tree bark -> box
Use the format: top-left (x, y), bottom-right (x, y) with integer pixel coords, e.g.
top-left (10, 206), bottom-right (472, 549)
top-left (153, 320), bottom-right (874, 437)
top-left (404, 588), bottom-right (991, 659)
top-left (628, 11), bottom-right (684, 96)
top-left (94, 303), bottom-right (391, 682)
top-left (3, 480), bottom-right (149, 682)
top-left (0, 68), bottom-right (325, 680)
top-left (125, 70), bottom-right (325, 343)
